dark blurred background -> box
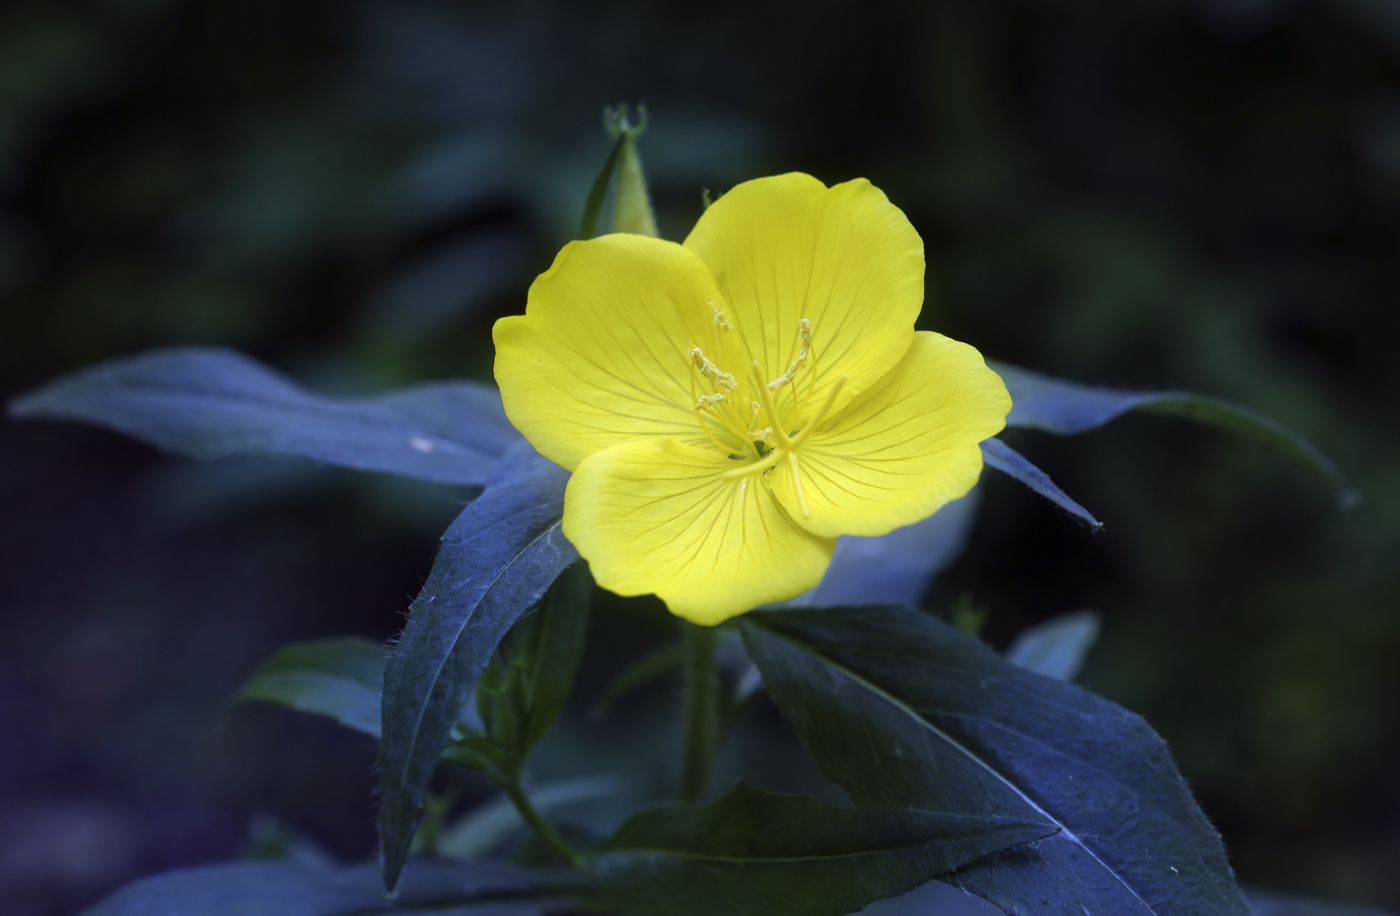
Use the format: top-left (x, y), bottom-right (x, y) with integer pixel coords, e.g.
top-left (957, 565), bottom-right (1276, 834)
top-left (2, 0), bottom-right (1398, 913)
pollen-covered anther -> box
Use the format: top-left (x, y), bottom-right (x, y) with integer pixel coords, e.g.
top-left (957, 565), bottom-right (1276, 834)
top-left (707, 297), bottom-right (732, 335)
top-left (767, 318), bottom-right (812, 390)
top-left (695, 393), bottom-right (728, 411)
top-left (689, 345), bottom-right (737, 395)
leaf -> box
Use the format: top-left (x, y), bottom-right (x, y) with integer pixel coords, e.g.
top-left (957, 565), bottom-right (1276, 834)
top-left (589, 781), bottom-right (1058, 916)
top-left (981, 438), bottom-right (1102, 528)
top-left (1244, 888), bottom-right (1398, 916)
top-left (8, 348), bottom-right (521, 486)
top-left (991, 360), bottom-right (1358, 509)
top-left (238, 637), bottom-right (387, 738)
top-left (589, 641), bottom-right (684, 714)
top-left (82, 858), bottom-right (583, 916)
top-left (438, 776), bottom-right (628, 861)
top-left (796, 488), bottom-right (981, 608)
top-left (378, 443), bottom-right (577, 893)
top-left (474, 564), bottom-right (593, 767)
top-left (1005, 611), bottom-right (1102, 682)
top-left (741, 605), bottom-right (1250, 916)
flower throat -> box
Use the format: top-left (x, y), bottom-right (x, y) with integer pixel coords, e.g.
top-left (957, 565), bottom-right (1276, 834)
top-left (687, 300), bottom-right (847, 517)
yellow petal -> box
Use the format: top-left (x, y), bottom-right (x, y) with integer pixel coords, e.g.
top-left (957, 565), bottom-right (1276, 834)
top-left (563, 438), bottom-right (835, 625)
top-left (493, 234), bottom-right (722, 471)
top-left (768, 332), bottom-right (1011, 539)
top-left (682, 173), bottom-right (924, 419)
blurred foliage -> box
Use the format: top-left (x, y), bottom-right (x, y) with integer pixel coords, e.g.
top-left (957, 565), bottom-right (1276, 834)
top-left (2, 0), bottom-right (1399, 912)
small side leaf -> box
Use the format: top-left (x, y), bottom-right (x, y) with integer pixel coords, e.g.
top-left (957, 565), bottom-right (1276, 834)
top-left (981, 438), bottom-right (1102, 528)
top-left (378, 444), bottom-right (577, 892)
top-left (238, 637), bottom-right (387, 738)
top-left (992, 360), bottom-right (1358, 508)
top-left (82, 858), bottom-right (584, 916)
top-left (9, 348), bottom-right (521, 486)
top-left (742, 605), bottom-right (1250, 916)
top-left (590, 781), bottom-right (1057, 916)
top-left (476, 564), bottom-right (593, 762)
top-left (1005, 611), bottom-right (1102, 683)
top-left (590, 641), bottom-right (684, 714)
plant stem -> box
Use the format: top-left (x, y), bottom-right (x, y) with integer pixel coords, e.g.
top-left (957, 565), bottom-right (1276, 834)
top-left (505, 781), bottom-right (582, 869)
top-left (678, 622), bottom-right (719, 802)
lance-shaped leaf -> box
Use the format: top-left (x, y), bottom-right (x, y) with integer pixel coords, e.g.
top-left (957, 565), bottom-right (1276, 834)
top-left (740, 606), bottom-right (1250, 916)
top-left (378, 444), bottom-right (577, 892)
top-left (981, 438), bottom-right (1101, 528)
top-left (83, 858), bottom-right (584, 916)
top-left (589, 781), bottom-right (1057, 916)
top-left (992, 360), bottom-right (1358, 508)
top-left (238, 637), bottom-right (387, 738)
top-left (798, 489), bottom-right (981, 609)
top-left (8, 348), bottom-right (521, 485)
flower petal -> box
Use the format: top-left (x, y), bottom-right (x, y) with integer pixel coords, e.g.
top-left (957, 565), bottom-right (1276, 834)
top-left (768, 332), bottom-right (1011, 539)
top-left (564, 438), bottom-right (835, 625)
top-left (682, 173), bottom-right (924, 419)
top-left (493, 235), bottom-right (722, 471)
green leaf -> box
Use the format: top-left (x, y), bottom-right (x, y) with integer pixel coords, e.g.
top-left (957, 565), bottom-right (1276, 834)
top-left (981, 438), bottom-right (1102, 528)
top-left (439, 777), bottom-right (627, 861)
top-left (1005, 611), bottom-right (1101, 683)
top-left (8, 348), bottom-right (521, 486)
top-left (238, 637), bottom-right (386, 738)
top-left (590, 641), bottom-right (684, 714)
top-left (579, 103), bottom-right (658, 239)
top-left (474, 564), bottom-right (592, 767)
top-left (589, 781), bottom-right (1057, 916)
top-left (991, 360), bottom-right (1358, 509)
top-left (741, 605), bottom-right (1250, 916)
top-left (82, 858), bottom-right (583, 916)
top-left (378, 444), bottom-right (577, 893)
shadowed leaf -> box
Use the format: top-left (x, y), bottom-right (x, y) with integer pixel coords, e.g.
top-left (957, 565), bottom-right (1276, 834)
top-left (378, 444), bottom-right (577, 892)
top-left (590, 781), bottom-right (1057, 916)
top-left (992, 361), bottom-right (1357, 509)
top-left (741, 605), bottom-right (1249, 916)
top-left (82, 858), bottom-right (583, 916)
top-left (9, 348), bottom-right (521, 485)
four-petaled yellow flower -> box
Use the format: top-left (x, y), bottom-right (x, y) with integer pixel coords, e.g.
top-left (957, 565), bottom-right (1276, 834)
top-left (493, 174), bottom-right (1011, 625)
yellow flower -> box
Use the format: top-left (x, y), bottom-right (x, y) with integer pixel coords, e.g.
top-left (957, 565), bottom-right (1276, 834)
top-left (493, 174), bottom-right (1010, 625)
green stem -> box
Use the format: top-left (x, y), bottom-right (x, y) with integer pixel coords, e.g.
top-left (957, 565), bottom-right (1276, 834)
top-left (678, 622), bottom-right (720, 802)
top-left (505, 781), bottom-right (582, 869)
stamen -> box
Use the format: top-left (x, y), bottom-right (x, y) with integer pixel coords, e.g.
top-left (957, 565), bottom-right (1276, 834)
top-left (767, 318), bottom-right (812, 391)
top-left (690, 346), bottom-right (737, 395)
top-left (708, 297), bottom-right (732, 351)
top-left (695, 393), bottom-right (728, 411)
top-left (708, 297), bottom-right (732, 334)
top-left (751, 362), bottom-right (794, 450)
top-left (787, 452), bottom-right (811, 518)
top-left (723, 448), bottom-right (783, 479)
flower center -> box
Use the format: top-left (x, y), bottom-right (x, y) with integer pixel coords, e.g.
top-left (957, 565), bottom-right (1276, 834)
top-left (687, 307), bottom-right (847, 517)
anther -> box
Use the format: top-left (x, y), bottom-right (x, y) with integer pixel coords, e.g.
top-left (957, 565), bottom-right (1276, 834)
top-left (690, 345), bottom-right (737, 395)
top-left (695, 393), bottom-right (728, 411)
top-left (767, 318), bottom-right (812, 391)
top-left (707, 297), bottom-right (732, 334)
